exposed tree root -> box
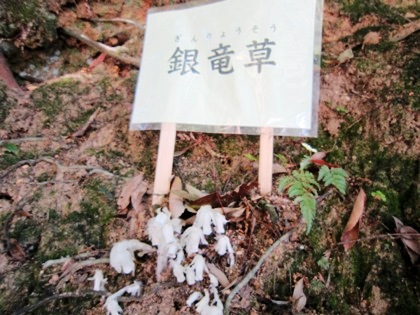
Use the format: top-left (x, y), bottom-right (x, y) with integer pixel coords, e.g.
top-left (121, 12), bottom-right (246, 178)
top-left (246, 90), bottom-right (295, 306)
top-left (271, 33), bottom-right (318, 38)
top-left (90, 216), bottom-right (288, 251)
top-left (88, 17), bottom-right (145, 31)
top-left (61, 27), bottom-right (140, 67)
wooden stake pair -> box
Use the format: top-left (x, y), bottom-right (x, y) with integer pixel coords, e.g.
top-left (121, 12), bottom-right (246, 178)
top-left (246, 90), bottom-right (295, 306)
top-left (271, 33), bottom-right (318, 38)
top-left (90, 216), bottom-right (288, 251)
top-left (152, 123), bottom-right (273, 205)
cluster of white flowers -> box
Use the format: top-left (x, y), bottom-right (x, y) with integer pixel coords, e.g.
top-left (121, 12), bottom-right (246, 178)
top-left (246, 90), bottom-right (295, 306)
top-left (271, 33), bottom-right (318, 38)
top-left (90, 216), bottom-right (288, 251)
top-left (94, 239), bottom-right (154, 315)
top-left (147, 205), bottom-right (234, 314)
top-left (91, 205), bottom-right (233, 315)
top-left (88, 265), bottom-right (143, 314)
top-left (147, 205), bottom-right (234, 284)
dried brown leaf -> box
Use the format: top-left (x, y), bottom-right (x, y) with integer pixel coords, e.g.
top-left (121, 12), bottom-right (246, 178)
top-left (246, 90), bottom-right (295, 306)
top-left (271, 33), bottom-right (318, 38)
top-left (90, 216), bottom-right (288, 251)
top-left (117, 174), bottom-right (145, 213)
top-left (363, 31), bottom-right (381, 45)
top-left (190, 192), bottom-right (219, 207)
top-left (393, 216), bottom-right (404, 232)
top-left (292, 278), bottom-right (307, 312)
top-left (341, 189), bottom-right (366, 252)
top-left (310, 151), bottom-right (327, 161)
top-left (131, 181), bottom-right (148, 213)
top-left (185, 184), bottom-right (207, 200)
top-left (191, 182), bottom-right (258, 208)
top-left (400, 226), bottom-right (420, 264)
top-left (8, 239), bottom-right (26, 261)
top-left (206, 262), bottom-right (229, 288)
top-left (169, 176), bottom-right (185, 218)
top-left (272, 163), bottom-right (287, 174)
top-left (16, 210), bottom-right (32, 218)
top-left (337, 48), bottom-right (354, 64)
top-left (215, 207), bottom-right (245, 219)
top-left (171, 189), bottom-right (190, 200)
top-left (128, 179), bottom-right (149, 238)
top-left (393, 217), bottom-right (420, 264)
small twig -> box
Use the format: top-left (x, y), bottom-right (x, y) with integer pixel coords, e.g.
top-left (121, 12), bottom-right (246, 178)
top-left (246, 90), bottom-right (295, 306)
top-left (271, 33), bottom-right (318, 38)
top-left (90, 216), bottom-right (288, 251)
top-left (271, 299), bottom-right (289, 306)
top-left (31, 180), bottom-right (75, 186)
top-left (241, 216), bottom-right (256, 275)
top-left (72, 107), bottom-right (101, 137)
top-left (0, 159), bottom-right (38, 179)
top-left (389, 19), bottom-right (420, 42)
top-left (58, 257), bottom-right (110, 288)
top-left (0, 157), bottom-right (118, 180)
top-left (0, 137), bottom-right (46, 145)
top-left (224, 230), bottom-right (294, 314)
top-left (87, 168), bottom-right (116, 177)
top-left (61, 27), bottom-right (140, 67)
top-left (43, 250), bottom-right (109, 269)
top-left (325, 264), bottom-right (332, 289)
top-left (59, 257), bottom-right (110, 278)
top-left (42, 256), bottom-right (72, 269)
top-left (12, 289), bottom-right (142, 315)
top-left (336, 232), bottom-right (420, 247)
top-left (88, 17), bottom-right (145, 31)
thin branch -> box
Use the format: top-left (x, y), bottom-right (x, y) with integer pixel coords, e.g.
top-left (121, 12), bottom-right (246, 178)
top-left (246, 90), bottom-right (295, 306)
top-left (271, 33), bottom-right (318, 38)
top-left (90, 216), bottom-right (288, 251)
top-left (0, 159), bottom-right (38, 179)
top-left (30, 180), bottom-right (75, 186)
top-left (88, 17), bottom-right (145, 31)
top-left (12, 289), bottom-right (142, 315)
top-left (336, 232), bottom-right (420, 246)
top-left (0, 137), bottom-right (46, 145)
top-left (42, 256), bottom-right (72, 269)
top-left (61, 27), bottom-right (140, 67)
top-left (57, 257), bottom-right (110, 289)
top-left (0, 157), bottom-right (118, 180)
top-left (389, 19), bottom-right (420, 42)
top-left (43, 250), bottom-right (109, 269)
top-left (224, 230), bottom-right (294, 314)
top-left (72, 107), bottom-right (101, 137)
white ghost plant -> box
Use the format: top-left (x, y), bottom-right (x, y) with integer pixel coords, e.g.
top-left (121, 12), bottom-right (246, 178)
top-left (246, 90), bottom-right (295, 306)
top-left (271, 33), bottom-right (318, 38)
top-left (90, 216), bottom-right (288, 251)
top-left (181, 225), bottom-right (208, 255)
top-left (194, 288), bottom-right (224, 315)
top-left (215, 234), bottom-right (235, 266)
top-left (89, 269), bottom-right (107, 291)
top-left (170, 259), bottom-right (186, 283)
top-left (104, 281), bottom-right (142, 315)
top-left (185, 254), bottom-right (209, 285)
top-left (109, 239), bottom-right (154, 274)
top-left (187, 291), bottom-right (203, 306)
top-left (194, 205), bottom-right (228, 235)
top-left (147, 209), bottom-right (175, 246)
top-left (104, 296), bottom-right (122, 315)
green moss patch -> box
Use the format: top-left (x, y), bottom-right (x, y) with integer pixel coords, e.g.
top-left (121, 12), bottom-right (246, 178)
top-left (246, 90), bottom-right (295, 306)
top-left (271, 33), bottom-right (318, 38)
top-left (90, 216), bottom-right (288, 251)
top-left (32, 78), bottom-right (81, 122)
top-left (341, 0), bottom-right (406, 23)
top-left (36, 178), bottom-right (116, 261)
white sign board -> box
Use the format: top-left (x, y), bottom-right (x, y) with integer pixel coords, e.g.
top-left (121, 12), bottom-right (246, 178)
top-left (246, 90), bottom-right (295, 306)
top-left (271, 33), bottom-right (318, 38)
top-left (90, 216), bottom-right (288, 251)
top-left (131, 0), bottom-right (323, 136)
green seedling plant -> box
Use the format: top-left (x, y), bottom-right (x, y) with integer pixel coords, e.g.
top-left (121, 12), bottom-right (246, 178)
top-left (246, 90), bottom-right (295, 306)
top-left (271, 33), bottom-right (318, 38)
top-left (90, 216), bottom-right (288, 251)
top-left (244, 153), bottom-right (258, 162)
top-left (279, 145), bottom-right (349, 234)
top-left (2, 143), bottom-right (19, 155)
top-left (371, 190), bottom-right (387, 202)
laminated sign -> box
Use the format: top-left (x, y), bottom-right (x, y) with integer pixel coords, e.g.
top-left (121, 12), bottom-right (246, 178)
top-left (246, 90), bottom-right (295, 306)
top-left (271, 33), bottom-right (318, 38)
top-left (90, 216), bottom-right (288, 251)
top-left (131, 0), bottom-right (323, 136)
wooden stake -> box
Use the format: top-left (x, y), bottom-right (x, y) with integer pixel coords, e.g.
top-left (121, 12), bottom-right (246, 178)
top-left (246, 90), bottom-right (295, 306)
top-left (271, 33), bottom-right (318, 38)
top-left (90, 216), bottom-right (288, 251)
top-left (259, 127), bottom-right (274, 195)
top-left (152, 122), bottom-right (177, 205)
